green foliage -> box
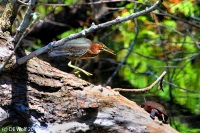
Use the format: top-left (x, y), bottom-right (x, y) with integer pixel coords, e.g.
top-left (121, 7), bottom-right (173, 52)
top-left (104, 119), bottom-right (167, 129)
top-left (171, 1), bottom-right (197, 16)
top-left (64, 0), bottom-right (75, 5)
top-left (173, 121), bottom-right (200, 133)
top-left (163, 20), bottom-right (177, 31)
top-left (27, 39), bottom-right (42, 51)
top-left (37, 6), bottom-right (46, 18)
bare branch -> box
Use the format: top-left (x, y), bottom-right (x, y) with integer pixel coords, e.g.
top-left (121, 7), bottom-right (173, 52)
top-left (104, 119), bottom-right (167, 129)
top-left (16, 0), bottom-right (163, 65)
top-left (14, 0), bottom-right (38, 43)
top-left (113, 71), bottom-right (166, 92)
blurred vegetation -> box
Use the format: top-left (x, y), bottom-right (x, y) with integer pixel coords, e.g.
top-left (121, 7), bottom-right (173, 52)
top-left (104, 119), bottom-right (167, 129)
top-left (7, 0), bottom-right (200, 132)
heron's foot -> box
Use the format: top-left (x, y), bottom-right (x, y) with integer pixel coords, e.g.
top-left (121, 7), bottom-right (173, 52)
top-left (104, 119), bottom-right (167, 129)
top-left (68, 61), bottom-right (93, 76)
top-left (74, 71), bottom-right (81, 78)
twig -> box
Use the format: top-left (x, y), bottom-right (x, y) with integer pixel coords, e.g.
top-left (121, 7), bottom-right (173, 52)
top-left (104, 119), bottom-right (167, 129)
top-left (17, 0), bottom-right (30, 6)
top-left (113, 71), bottom-right (166, 92)
top-left (14, 0), bottom-right (38, 42)
top-left (158, 72), bottom-right (165, 91)
top-left (146, 70), bottom-right (200, 94)
top-left (16, 0), bottom-right (163, 65)
top-left (185, 25), bottom-right (200, 50)
top-left (152, 10), bottom-right (200, 29)
top-left (172, 52), bottom-right (200, 62)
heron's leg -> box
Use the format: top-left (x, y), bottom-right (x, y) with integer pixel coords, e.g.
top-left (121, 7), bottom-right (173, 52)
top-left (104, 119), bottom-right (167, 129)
top-left (73, 60), bottom-right (80, 74)
top-left (68, 61), bottom-right (93, 76)
top-left (73, 60), bottom-right (81, 77)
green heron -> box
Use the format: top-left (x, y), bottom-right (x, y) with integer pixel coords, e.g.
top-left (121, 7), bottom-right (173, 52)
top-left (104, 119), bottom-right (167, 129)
top-left (49, 38), bottom-right (115, 76)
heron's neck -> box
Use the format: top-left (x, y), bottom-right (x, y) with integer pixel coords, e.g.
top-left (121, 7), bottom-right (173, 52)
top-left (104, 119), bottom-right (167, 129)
top-left (89, 42), bottom-right (101, 54)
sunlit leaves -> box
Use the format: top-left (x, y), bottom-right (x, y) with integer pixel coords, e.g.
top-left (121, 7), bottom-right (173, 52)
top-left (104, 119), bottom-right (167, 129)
top-left (64, 0), bottom-right (75, 5)
top-left (180, 36), bottom-right (196, 52)
top-left (163, 20), bottom-right (177, 31)
top-left (171, 1), bottom-right (197, 16)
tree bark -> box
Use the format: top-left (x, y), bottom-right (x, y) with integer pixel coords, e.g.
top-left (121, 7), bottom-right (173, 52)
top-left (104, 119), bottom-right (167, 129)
top-left (0, 39), bottom-right (178, 133)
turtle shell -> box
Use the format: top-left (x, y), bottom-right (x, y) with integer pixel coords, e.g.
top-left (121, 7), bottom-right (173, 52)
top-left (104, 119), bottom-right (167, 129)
top-left (141, 101), bottom-right (168, 123)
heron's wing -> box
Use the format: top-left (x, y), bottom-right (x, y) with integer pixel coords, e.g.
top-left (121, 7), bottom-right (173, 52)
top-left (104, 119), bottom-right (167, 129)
top-left (48, 38), bottom-right (91, 59)
top-left (48, 50), bottom-right (76, 57)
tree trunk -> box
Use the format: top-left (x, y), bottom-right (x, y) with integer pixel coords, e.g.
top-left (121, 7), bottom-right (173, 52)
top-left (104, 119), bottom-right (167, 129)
top-left (0, 39), bottom-right (178, 133)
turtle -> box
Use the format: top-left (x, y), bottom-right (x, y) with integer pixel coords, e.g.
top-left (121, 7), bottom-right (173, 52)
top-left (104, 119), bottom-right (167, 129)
top-left (141, 101), bottom-right (168, 124)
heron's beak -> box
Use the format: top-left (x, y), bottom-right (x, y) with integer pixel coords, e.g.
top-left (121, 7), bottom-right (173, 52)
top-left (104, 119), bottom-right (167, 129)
top-left (102, 45), bottom-right (116, 55)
